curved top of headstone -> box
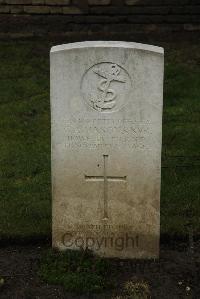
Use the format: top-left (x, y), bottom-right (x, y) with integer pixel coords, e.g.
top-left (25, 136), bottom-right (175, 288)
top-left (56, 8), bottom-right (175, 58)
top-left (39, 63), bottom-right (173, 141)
top-left (51, 41), bottom-right (164, 55)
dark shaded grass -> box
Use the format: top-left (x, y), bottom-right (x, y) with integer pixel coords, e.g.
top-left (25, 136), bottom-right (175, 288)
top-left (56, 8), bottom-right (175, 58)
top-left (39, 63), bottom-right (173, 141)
top-left (39, 249), bottom-right (111, 294)
top-left (0, 40), bottom-right (199, 240)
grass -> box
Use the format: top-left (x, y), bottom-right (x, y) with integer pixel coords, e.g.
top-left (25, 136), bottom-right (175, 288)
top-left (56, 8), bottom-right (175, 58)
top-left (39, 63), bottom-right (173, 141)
top-left (161, 44), bottom-right (200, 235)
top-left (39, 248), bottom-right (151, 296)
top-left (0, 41), bottom-right (51, 239)
top-left (113, 280), bottom-right (151, 299)
top-left (39, 249), bottom-right (111, 294)
top-left (0, 40), bottom-right (200, 240)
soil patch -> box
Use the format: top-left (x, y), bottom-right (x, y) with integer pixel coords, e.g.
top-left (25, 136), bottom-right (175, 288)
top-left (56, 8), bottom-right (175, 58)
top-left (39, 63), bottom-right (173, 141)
top-left (0, 241), bottom-right (199, 298)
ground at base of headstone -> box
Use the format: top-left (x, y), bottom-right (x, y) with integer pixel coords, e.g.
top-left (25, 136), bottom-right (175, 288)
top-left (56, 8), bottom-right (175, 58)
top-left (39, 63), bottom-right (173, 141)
top-left (0, 241), bottom-right (199, 299)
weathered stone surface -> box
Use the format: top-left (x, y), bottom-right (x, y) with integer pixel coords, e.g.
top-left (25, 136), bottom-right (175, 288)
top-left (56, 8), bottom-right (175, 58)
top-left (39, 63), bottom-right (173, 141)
top-left (0, 5), bottom-right (9, 13)
top-left (32, 0), bottom-right (45, 4)
top-left (10, 5), bottom-right (24, 13)
top-left (62, 6), bottom-right (83, 14)
top-left (5, 0), bottom-right (31, 3)
top-left (88, 0), bottom-right (111, 5)
top-left (49, 6), bottom-right (63, 14)
top-left (45, 0), bottom-right (70, 5)
top-left (23, 5), bottom-right (50, 13)
top-left (51, 41), bottom-right (164, 259)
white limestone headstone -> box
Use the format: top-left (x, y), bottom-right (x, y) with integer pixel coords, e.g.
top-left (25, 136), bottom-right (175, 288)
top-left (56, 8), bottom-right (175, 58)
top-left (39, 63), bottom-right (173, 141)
top-left (51, 41), bottom-right (164, 259)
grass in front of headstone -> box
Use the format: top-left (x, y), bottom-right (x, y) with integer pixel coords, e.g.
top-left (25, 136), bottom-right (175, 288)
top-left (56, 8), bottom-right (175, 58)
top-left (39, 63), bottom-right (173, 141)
top-left (39, 248), bottom-right (152, 297)
top-left (39, 248), bottom-right (112, 294)
top-left (112, 280), bottom-right (151, 299)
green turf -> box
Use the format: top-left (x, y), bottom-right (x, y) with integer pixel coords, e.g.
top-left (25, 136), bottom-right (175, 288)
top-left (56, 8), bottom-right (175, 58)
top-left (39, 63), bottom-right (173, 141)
top-left (0, 41), bottom-right (199, 239)
top-left (39, 249), bottom-right (111, 294)
top-left (0, 41), bottom-right (51, 239)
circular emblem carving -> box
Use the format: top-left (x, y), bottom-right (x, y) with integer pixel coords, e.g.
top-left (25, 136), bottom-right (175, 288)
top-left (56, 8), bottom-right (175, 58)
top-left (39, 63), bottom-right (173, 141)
top-left (81, 62), bottom-right (132, 113)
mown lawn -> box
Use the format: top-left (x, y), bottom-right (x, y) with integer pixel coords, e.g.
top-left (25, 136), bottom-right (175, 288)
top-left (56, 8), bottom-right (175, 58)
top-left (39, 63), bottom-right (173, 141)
top-left (0, 40), bottom-right (199, 240)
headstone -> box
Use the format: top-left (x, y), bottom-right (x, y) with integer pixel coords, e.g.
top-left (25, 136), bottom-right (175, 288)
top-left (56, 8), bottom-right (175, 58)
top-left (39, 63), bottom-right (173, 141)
top-left (51, 41), bottom-right (164, 259)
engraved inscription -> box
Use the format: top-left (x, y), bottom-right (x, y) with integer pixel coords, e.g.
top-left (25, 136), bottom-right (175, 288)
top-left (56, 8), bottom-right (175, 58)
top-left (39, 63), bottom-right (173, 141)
top-left (81, 62), bottom-right (132, 113)
top-left (64, 119), bottom-right (152, 150)
top-left (63, 223), bottom-right (135, 231)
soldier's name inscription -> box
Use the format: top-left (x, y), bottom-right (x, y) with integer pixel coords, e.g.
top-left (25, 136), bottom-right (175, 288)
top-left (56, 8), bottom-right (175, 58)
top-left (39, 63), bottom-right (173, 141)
top-left (64, 118), bottom-right (152, 150)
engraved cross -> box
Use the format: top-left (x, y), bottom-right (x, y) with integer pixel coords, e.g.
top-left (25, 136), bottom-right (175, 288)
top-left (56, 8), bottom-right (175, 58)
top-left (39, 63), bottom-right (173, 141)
top-left (85, 155), bottom-right (127, 220)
